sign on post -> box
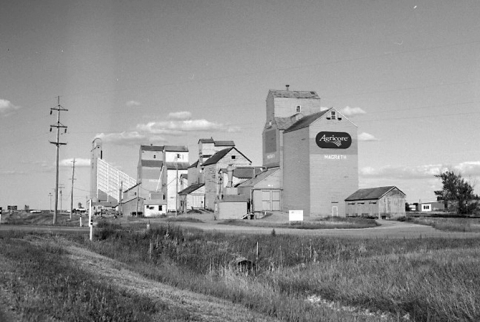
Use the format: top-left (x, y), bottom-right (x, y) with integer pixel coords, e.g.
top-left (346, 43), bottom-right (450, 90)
top-left (88, 199), bottom-right (93, 241)
top-left (289, 210), bottom-right (303, 222)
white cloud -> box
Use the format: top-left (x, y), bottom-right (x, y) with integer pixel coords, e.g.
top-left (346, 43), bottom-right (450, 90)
top-left (358, 132), bottom-right (379, 141)
top-left (95, 131), bottom-right (166, 146)
top-left (453, 161), bottom-right (480, 177)
top-left (360, 164), bottom-right (453, 180)
top-left (0, 99), bottom-right (21, 115)
top-left (126, 100), bottom-right (141, 107)
top-left (0, 170), bottom-right (27, 175)
top-left (137, 119), bottom-right (241, 136)
top-left (60, 158), bottom-right (91, 167)
top-left (168, 111), bottom-right (192, 120)
top-left (340, 106), bottom-right (366, 117)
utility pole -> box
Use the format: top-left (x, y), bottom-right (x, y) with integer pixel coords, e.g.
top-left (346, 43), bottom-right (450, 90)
top-left (59, 185), bottom-right (64, 213)
top-left (48, 192), bottom-right (52, 212)
top-left (118, 181), bottom-right (123, 216)
top-left (70, 158), bottom-right (76, 220)
top-left (175, 154), bottom-right (179, 217)
top-left (49, 96), bottom-right (68, 225)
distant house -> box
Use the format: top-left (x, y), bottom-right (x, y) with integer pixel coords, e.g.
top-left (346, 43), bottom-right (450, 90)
top-left (418, 201), bottom-right (445, 212)
top-left (345, 186), bottom-right (406, 218)
top-left (143, 200), bottom-right (167, 217)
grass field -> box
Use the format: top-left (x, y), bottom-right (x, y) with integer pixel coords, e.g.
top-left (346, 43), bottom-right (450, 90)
top-left (404, 215), bottom-right (480, 233)
top-left (218, 216), bottom-right (379, 229)
top-left (78, 223), bottom-right (480, 321)
top-left (2, 216), bottom-right (480, 321)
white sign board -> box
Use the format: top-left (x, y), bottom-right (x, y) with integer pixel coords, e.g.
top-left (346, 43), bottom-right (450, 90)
top-left (289, 210), bottom-right (303, 222)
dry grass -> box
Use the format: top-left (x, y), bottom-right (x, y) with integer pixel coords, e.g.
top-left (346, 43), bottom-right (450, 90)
top-left (406, 216), bottom-right (480, 232)
top-left (63, 223), bottom-right (480, 321)
top-left (218, 216), bottom-right (379, 229)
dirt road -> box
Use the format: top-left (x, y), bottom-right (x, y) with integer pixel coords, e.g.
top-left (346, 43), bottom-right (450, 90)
top-left (65, 243), bottom-right (278, 322)
top-left (0, 236), bottom-right (277, 322)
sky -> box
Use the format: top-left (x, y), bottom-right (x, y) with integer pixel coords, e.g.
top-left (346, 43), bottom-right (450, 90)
top-left (1, 0), bottom-right (480, 210)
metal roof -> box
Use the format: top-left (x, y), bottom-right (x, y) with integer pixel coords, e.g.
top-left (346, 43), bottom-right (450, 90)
top-left (284, 110), bottom-right (330, 133)
top-left (269, 90), bottom-right (320, 99)
top-left (274, 115), bottom-right (300, 130)
top-left (214, 140), bottom-right (235, 147)
top-left (140, 145), bottom-right (164, 151)
top-left (178, 183), bottom-right (205, 195)
top-left (198, 138), bottom-right (215, 143)
top-left (164, 145), bottom-right (188, 152)
top-left (345, 186), bottom-right (405, 201)
top-left (202, 147), bottom-right (251, 166)
top-left (201, 148), bottom-right (232, 166)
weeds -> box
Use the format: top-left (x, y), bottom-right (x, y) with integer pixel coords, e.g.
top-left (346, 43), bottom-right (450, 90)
top-left (81, 222), bottom-right (480, 321)
top-left (0, 233), bottom-right (194, 322)
top-left (218, 216), bottom-right (379, 229)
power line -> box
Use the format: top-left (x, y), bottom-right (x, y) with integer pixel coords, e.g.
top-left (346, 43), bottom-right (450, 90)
top-left (49, 96), bottom-right (68, 225)
top-left (70, 158), bottom-right (76, 220)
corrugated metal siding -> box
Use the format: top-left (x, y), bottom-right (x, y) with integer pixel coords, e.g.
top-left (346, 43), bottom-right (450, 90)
top-left (308, 113), bottom-right (358, 217)
top-left (283, 127), bottom-right (310, 216)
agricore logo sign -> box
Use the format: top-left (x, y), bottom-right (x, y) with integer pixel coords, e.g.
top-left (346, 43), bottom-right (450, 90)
top-left (315, 131), bottom-right (352, 149)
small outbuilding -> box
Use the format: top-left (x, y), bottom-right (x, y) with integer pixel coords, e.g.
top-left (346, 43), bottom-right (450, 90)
top-left (345, 186), bottom-right (406, 219)
top-left (178, 183), bottom-right (205, 212)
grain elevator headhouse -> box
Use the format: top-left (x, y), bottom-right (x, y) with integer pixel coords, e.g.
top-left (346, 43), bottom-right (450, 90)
top-left (262, 87), bottom-right (358, 217)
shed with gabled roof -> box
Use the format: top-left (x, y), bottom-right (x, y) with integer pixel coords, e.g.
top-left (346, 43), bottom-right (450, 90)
top-left (345, 186), bottom-right (406, 218)
top-left (178, 183), bottom-right (205, 212)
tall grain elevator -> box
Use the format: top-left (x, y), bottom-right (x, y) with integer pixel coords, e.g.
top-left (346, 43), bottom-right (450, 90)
top-left (262, 87), bottom-right (358, 217)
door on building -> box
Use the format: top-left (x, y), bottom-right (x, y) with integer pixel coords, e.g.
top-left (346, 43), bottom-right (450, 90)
top-left (271, 191), bottom-right (280, 210)
top-left (331, 206), bottom-right (338, 217)
top-left (261, 190), bottom-right (281, 211)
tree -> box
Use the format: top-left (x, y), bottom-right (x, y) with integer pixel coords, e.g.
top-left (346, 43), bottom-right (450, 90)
top-left (434, 170), bottom-right (478, 215)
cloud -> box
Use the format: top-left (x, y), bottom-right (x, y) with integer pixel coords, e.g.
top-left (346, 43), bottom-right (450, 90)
top-left (453, 161), bottom-right (480, 177)
top-left (60, 158), bottom-right (91, 167)
top-left (126, 100), bottom-right (141, 107)
top-left (0, 99), bottom-right (21, 116)
top-left (168, 111), bottom-right (192, 120)
top-left (0, 170), bottom-right (27, 176)
top-left (95, 131), bottom-right (167, 146)
top-left (358, 132), bottom-right (379, 141)
top-left (137, 119), bottom-right (241, 136)
top-left (340, 106), bottom-right (366, 117)
top-left (360, 164), bottom-right (447, 179)
top-left (359, 162), bottom-right (480, 180)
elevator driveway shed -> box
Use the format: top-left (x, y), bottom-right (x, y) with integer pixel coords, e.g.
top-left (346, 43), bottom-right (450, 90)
top-left (345, 186), bottom-right (406, 219)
